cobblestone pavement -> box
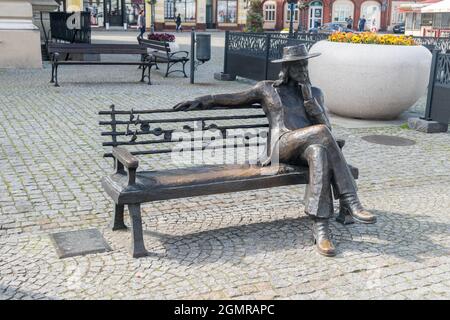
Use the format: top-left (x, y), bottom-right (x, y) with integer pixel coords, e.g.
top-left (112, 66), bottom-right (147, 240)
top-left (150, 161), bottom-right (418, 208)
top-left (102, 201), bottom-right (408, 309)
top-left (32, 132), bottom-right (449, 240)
top-left (0, 31), bottom-right (449, 300)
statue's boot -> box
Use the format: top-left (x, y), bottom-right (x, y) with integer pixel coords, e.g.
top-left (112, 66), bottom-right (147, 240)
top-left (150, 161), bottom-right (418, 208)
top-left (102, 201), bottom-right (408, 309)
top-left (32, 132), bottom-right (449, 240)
top-left (340, 193), bottom-right (377, 224)
top-left (312, 218), bottom-right (336, 257)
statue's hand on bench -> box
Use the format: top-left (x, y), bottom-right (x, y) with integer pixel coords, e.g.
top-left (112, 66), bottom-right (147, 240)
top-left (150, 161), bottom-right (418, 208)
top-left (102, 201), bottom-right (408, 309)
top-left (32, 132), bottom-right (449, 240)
top-left (173, 99), bottom-right (204, 111)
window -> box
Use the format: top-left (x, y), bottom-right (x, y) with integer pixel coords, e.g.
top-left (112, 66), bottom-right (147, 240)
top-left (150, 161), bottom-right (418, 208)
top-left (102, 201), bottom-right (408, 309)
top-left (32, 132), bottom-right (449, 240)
top-left (264, 3), bottom-right (276, 22)
top-left (125, 0), bottom-right (144, 25)
top-left (165, 0), bottom-right (196, 21)
top-left (217, 0), bottom-right (237, 23)
top-left (405, 12), bottom-right (413, 30)
top-left (285, 4), bottom-right (299, 22)
top-left (413, 13), bottom-right (421, 30)
top-left (391, 2), bottom-right (406, 24)
top-left (83, 0), bottom-right (104, 26)
top-left (421, 13), bottom-right (433, 27)
top-left (433, 13), bottom-right (450, 29)
top-left (332, 0), bottom-right (354, 23)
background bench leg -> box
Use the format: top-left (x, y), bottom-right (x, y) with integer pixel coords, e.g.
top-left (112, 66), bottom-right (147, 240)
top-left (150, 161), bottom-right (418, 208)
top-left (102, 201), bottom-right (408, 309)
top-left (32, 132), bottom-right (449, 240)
top-left (182, 61), bottom-right (188, 78)
top-left (128, 204), bottom-right (147, 258)
top-left (147, 64), bottom-right (152, 85)
top-left (140, 65), bottom-right (146, 82)
top-left (54, 65), bottom-right (60, 87)
top-left (50, 64), bottom-right (55, 83)
top-left (111, 204), bottom-right (127, 230)
top-left (165, 63), bottom-right (170, 77)
top-left (336, 199), bottom-right (355, 225)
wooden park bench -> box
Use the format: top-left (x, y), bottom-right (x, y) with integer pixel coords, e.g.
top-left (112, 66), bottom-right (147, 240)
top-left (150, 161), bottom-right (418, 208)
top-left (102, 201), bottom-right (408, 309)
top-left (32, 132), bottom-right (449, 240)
top-left (47, 43), bottom-right (154, 87)
top-left (138, 38), bottom-right (189, 78)
top-left (99, 105), bottom-right (358, 258)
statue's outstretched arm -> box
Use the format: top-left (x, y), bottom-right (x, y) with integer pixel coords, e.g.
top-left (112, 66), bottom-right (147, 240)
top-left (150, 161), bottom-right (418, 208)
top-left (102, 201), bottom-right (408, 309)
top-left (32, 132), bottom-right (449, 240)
top-left (173, 83), bottom-right (263, 111)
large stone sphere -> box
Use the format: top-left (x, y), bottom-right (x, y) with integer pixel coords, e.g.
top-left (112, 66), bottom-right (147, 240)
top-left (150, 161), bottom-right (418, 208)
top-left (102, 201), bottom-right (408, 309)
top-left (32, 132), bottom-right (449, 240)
top-left (308, 40), bottom-right (432, 120)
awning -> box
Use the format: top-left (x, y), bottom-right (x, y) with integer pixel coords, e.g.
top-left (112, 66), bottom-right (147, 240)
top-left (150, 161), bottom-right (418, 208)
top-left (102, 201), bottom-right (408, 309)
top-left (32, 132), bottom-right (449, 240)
top-left (421, 0), bottom-right (450, 13)
top-left (399, 0), bottom-right (441, 13)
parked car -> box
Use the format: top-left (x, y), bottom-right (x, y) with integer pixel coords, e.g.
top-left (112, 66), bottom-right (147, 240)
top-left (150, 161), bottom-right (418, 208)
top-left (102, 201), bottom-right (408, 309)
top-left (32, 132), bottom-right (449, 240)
top-left (308, 22), bottom-right (356, 34)
top-left (393, 23), bottom-right (405, 34)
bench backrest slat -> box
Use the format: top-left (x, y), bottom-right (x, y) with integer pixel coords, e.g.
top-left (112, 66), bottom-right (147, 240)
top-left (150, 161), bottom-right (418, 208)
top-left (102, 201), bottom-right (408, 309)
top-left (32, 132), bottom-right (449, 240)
top-left (102, 141), bottom-right (267, 158)
top-left (48, 43), bottom-right (148, 55)
top-left (138, 39), bottom-right (170, 54)
top-left (99, 105), bottom-right (269, 157)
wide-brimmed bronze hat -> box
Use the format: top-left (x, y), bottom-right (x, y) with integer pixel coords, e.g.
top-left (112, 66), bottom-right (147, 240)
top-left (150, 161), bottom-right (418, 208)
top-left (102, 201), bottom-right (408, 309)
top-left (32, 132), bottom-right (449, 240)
top-left (271, 44), bottom-right (321, 63)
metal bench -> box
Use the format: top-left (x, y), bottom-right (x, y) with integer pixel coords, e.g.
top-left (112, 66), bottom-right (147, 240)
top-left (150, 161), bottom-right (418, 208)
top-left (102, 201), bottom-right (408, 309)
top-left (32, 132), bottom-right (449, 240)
top-left (138, 38), bottom-right (189, 78)
top-left (99, 105), bottom-right (358, 258)
top-left (47, 43), bottom-right (154, 87)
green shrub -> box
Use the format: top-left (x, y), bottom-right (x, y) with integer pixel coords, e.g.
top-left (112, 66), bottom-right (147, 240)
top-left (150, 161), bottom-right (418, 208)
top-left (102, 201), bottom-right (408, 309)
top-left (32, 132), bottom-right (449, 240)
top-left (244, 0), bottom-right (264, 33)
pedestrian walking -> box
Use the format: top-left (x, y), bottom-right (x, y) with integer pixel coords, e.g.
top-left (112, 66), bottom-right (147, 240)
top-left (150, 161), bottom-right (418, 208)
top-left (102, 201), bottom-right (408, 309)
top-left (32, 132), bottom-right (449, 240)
top-left (358, 16), bottom-right (366, 32)
top-left (176, 14), bottom-right (182, 32)
top-left (137, 9), bottom-right (146, 39)
top-left (346, 16), bottom-right (353, 29)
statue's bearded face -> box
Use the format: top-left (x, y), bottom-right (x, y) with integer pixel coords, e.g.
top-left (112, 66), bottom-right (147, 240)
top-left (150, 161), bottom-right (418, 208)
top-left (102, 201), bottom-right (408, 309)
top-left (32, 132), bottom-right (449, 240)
top-left (287, 60), bottom-right (309, 83)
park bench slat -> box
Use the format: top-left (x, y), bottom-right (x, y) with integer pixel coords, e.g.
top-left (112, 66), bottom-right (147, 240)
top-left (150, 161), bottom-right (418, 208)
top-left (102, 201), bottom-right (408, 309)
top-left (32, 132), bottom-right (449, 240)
top-left (48, 43), bottom-right (154, 86)
top-left (138, 37), bottom-right (189, 77)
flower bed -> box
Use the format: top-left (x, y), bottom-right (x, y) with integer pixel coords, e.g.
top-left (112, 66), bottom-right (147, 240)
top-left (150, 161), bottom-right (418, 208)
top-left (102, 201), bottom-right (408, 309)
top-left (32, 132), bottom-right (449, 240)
top-left (329, 32), bottom-right (416, 46)
top-left (147, 33), bottom-right (175, 42)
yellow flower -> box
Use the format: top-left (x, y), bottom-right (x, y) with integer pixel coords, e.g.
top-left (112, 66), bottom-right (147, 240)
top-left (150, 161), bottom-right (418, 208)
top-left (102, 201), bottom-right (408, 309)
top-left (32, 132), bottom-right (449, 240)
top-left (328, 32), bottom-right (417, 46)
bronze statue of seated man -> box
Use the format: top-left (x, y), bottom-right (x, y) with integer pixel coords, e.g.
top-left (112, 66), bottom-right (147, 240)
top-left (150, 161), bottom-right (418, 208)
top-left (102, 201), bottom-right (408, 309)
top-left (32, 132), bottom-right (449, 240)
top-left (174, 44), bottom-right (376, 257)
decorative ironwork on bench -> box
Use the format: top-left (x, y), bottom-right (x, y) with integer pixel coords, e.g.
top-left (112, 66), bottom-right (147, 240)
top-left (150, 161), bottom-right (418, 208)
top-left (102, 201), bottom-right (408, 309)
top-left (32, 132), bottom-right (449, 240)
top-left (99, 105), bottom-right (269, 158)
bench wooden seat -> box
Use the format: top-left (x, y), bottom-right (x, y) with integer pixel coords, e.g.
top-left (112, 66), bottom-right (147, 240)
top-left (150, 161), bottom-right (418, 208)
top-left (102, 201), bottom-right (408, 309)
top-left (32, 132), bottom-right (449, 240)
top-left (138, 38), bottom-right (189, 77)
top-left (99, 105), bottom-right (358, 258)
top-left (48, 43), bottom-right (154, 87)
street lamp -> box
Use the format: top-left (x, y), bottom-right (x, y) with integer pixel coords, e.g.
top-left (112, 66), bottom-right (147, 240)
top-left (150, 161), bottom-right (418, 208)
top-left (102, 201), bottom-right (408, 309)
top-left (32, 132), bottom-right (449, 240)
top-left (287, 0), bottom-right (298, 37)
top-left (146, 0), bottom-right (156, 34)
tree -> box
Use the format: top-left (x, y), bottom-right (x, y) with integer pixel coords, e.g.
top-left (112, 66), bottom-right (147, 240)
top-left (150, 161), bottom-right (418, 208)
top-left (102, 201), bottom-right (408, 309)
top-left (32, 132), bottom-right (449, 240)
top-left (244, 0), bottom-right (264, 33)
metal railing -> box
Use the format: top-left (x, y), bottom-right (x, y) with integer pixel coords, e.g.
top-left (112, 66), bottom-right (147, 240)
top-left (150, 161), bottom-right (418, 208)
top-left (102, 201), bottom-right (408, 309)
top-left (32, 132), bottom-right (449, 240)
top-left (223, 31), bottom-right (324, 81)
top-left (424, 50), bottom-right (450, 124)
top-left (413, 36), bottom-right (450, 53)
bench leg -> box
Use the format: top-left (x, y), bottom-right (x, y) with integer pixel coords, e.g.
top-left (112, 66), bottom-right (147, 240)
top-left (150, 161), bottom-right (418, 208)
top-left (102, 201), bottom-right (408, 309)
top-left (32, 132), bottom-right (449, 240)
top-left (165, 63), bottom-right (170, 77)
top-left (111, 204), bottom-right (127, 230)
top-left (128, 204), bottom-right (147, 258)
top-left (336, 198), bottom-right (355, 225)
top-left (50, 64), bottom-right (55, 83)
top-left (140, 65), bottom-right (146, 82)
top-left (147, 64), bottom-right (152, 85)
top-left (54, 65), bottom-right (60, 87)
top-left (182, 60), bottom-right (188, 78)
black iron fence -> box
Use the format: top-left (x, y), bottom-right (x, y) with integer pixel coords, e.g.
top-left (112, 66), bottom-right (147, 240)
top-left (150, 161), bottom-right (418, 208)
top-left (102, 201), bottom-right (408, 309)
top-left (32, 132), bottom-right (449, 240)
top-left (424, 50), bottom-right (450, 124)
top-left (223, 32), bottom-right (325, 81)
top-left (413, 36), bottom-right (450, 53)
top-left (49, 12), bottom-right (91, 44)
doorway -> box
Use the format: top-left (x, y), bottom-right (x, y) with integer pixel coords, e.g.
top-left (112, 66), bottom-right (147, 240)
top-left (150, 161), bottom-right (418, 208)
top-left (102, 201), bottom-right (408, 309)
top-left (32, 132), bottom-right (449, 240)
top-left (105, 0), bottom-right (124, 26)
top-left (309, 1), bottom-right (323, 29)
top-left (206, 0), bottom-right (216, 28)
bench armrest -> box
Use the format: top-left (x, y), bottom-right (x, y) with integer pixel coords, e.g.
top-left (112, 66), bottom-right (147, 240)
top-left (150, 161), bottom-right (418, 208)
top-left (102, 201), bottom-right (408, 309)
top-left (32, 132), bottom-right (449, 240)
top-left (113, 147), bottom-right (139, 169)
top-left (112, 147), bottom-right (139, 185)
top-left (169, 50), bottom-right (189, 58)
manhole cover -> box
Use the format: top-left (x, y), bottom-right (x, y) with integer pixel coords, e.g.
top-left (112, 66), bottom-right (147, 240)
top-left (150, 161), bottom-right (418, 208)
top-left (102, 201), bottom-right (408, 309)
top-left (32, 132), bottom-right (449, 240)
top-left (50, 229), bottom-right (112, 259)
top-left (361, 135), bottom-right (416, 146)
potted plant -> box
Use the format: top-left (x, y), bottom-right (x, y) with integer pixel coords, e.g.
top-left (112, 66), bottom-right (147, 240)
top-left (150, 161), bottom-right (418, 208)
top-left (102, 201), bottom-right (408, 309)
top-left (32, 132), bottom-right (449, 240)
top-left (308, 32), bottom-right (432, 120)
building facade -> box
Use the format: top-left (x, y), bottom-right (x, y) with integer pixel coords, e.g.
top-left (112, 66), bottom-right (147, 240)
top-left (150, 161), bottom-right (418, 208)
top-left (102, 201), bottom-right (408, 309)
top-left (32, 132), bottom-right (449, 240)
top-left (261, 0), bottom-right (414, 32)
top-left (63, 0), bottom-right (248, 30)
top-left (61, 0), bottom-right (412, 31)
